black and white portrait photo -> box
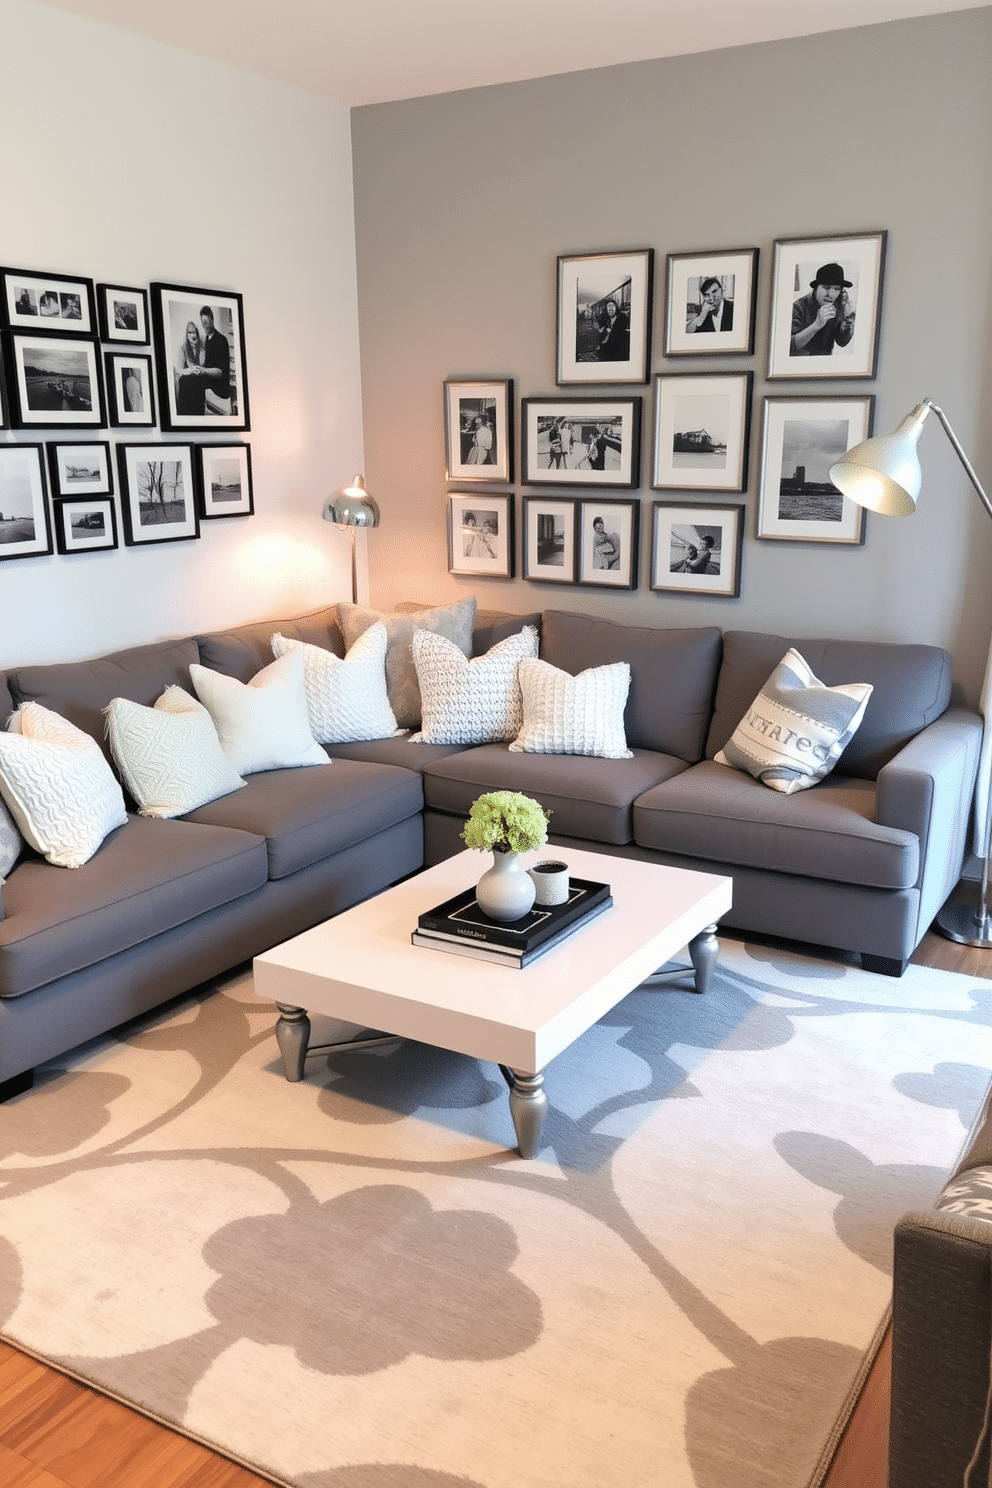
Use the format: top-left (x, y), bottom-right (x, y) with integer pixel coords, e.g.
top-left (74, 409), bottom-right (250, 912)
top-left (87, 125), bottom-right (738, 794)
top-left (523, 398), bottom-right (641, 488)
top-left (758, 396), bottom-right (873, 543)
top-left (461, 507), bottom-right (499, 560)
top-left (447, 492), bottom-right (513, 577)
top-left (2, 267), bottom-right (96, 337)
top-left (556, 250), bottom-right (653, 384)
top-left (105, 352), bottom-right (155, 427)
top-left (578, 499), bottom-right (639, 589)
top-left (664, 248), bottom-right (758, 357)
top-left (151, 283), bottom-right (249, 431)
top-left (651, 502), bottom-right (743, 598)
top-left (768, 233), bottom-right (886, 380)
top-left (97, 283), bottom-right (149, 345)
top-left (443, 379), bottom-right (512, 483)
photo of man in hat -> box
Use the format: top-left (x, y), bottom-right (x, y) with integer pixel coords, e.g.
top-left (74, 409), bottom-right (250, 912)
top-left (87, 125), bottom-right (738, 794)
top-left (790, 261), bottom-right (856, 356)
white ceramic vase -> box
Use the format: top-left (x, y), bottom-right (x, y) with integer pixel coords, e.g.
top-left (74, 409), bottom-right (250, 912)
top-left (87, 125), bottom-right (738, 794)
top-left (475, 849), bottom-right (536, 922)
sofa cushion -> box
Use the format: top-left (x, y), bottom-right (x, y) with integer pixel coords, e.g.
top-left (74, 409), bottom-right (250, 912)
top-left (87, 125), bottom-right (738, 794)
top-left (196, 606), bottom-right (344, 683)
top-left (473, 610), bottom-right (543, 656)
top-left (184, 758), bottom-right (424, 880)
top-left (706, 632), bottom-right (952, 779)
top-left (105, 686), bottom-right (246, 818)
top-left (509, 657), bottom-right (633, 759)
top-left (337, 597), bottom-right (477, 729)
top-left (633, 759), bottom-right (919, 889)
top-left (412, 625), bottom-right (538, 745)
top-left (0, 816), bottom-right (268, 999)
top-left (271, 624), bottom-right (401, 744)
top-left (190, 652), bottom-right (329, 775)
top-left (424, 744), bottom-right (688, 846)
top-left (539, 610), bottom-right (722, 761)
top-left (323, 737), bottom-right (472, 770)
top-left (0, 674), bottom-right (15, 728)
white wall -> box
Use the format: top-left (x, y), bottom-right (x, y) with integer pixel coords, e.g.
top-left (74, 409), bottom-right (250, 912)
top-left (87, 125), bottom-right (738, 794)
top-left (1, 0), bottom-right (365, 666)
top-left (351, 8), bottom-right (992, 704)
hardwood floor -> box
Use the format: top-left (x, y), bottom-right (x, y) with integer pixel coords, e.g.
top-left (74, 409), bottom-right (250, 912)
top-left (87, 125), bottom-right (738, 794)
top-left (2, 907), bottom-right (990, 1487)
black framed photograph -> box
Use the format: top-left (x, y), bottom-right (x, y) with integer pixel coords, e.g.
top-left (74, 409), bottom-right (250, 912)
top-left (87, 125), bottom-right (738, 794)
top-left (577, 499), bottom-right (639, 589)
top-left (767, 231), bottom-right (886, 380)
top-left (47, 440), bottom-right (113, 497)
top-left (4, 333), bottom-right (104, 428)
top-left (447, 491), bottom-right (514, 578)
top-left (150, 282), bottom-right (249, 431)
top-left (651, 372), bottom-right (752, 492)
top-left (522, 397), bottom-right (641, 488)
top-left (757, 395), bottom-right (874, 544)
top-left (0, 444), bottom-right (53, 561)
top-left (97, 283), bottom-right (149, 344)
top-left (52, 496), bottom-right (118, 555)
top-left (198, 444), bottom-right (254, 518)
top-left (117, 443), bottom-right (200, 545)
top-left (651, 503), bottom-right (744, 598)
top-left (664, 247), bottom-right (758, 357)
top-left (556, 249), bottom-right (653, 385)
top-left (522, 496), bottom-right (577, 584)
top-left (443, 378), bottom-right (513, 483)
top-left (1, 267), bottom-right (96, 336)
top-left (104, 351), bottom-right (156, 427)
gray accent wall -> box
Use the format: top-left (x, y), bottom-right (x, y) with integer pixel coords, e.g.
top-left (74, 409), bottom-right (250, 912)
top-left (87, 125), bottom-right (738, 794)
top-left (351, 8), bottom-right (992, 704)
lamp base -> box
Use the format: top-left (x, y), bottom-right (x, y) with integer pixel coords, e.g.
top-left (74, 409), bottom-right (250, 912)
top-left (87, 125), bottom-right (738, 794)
top-left (936, 898), bottom-right (992, 949)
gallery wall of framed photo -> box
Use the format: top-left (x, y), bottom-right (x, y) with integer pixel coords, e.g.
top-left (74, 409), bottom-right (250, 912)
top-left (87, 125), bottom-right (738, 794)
top-left (0, 265), bottom-right (254, 563)
top-left (442, 229), bottom-right (887, 601)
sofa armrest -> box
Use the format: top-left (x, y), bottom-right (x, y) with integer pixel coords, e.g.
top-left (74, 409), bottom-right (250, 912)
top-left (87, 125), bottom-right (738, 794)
top-left (875, 707), bottom-right (982, 939)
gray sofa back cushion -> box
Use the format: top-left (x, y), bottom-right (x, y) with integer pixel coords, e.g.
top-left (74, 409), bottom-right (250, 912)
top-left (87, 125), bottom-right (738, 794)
top-left (706, 631), bottom-right (953, 779)
top-left (197, 605), bottom-right (344, 682)
top-left (539, 610), bottom-right (723, 762)
top-left (472, 610), bottom-right (543, 656)
top-left (0, 673), bottom-right (14, 728)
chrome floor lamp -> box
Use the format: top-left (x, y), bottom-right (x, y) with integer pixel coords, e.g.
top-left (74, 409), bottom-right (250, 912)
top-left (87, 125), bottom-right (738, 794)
top-left (323, 474), bottom-right (380, 603)
top-left (829, 399), bottom-right (992, 949)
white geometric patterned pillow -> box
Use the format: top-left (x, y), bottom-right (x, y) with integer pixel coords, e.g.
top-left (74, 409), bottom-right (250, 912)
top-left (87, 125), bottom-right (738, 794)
top-left (105, 686), bottom-right (246, 818)
top-left (0, 703), bottom-right (128, 868)
top-left (190, 650), bottom-right (329, 776)
top-left (410, 626), bottom-right (538, 745)
top-left (271, 623), bottom-right (402, 743)
top-left (714, 647), bottom-right (873, 795)
top-left (935, 1166), bottom-right (992, 1224)
top-left (509, 656), bottom-right (633, 759)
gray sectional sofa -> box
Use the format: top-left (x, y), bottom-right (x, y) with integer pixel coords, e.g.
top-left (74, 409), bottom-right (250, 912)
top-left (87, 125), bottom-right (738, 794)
top-left (0, 601), bottom-right (982, 1100)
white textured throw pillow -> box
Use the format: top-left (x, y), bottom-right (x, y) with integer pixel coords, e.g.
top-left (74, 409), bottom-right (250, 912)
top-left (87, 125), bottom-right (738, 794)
top-left (190, 650), bottom-right (329, 776)
top-left (411, 625), bottom-right (539, 745)
top-left (0, 794), bottom-right (23, 879)
top-left (714, 647), bottom-right (873, 794)
top-left (0, 703), bottom-right (128, 868)
top-left (271, 624), bottom-right (401, 744)
top-left (509, 657), bottom-right (633, 759)
top-left (105, 686), bottom-right (246, 818)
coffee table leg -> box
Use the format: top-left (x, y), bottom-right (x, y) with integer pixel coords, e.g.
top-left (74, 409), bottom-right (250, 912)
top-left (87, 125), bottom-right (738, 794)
top-left (688, 924), bottom-right (719, 995)
top-left (507, 1069), bottom-right (547, 1158)
top-left (275, 1003), bottom-right (311, 1081)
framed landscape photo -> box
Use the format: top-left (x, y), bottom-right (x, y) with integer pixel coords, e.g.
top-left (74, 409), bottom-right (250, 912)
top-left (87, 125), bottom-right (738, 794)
top-left (0, 444), bottom-right (53, 561)
top-left (652, 372), bottom-right (752, 492)
top-left (1, 267), bottom-right (96, 336)
top-left (664, 247), bottom-right (759, 357)
top-left (651, 502), bottom-right (744, 599)
top-left (151, 282), bottom-right (249, 431)
top-left (47, 440), bottom-right (113, 498)
top-left (577, 499), bottom-right (639, 589)
top-left (522, 496), bottom-right (577, 583)
top-left (443, 378), bottom-right (513, 483)
top-left (767, 231), bottom-right (886, 380)
top-left (522, 396), bottom-right (641, 488)
top-left (757, 395), bottom-right (874, 544)
top-left (556, 249), bottom-right (653, 385)
top-left (198, 444), bottom-right (253, 519)
top-left (117, 443), bottom-right (200, 545)
top-left (104, 351), bottom-right (156, 427)
top-left (52, 496), bottom-right (118, 555)
top-left (447, 491), bottom-right (514, 578)
top-left (4, 333), bottom-right (104, 428)
top-left (97, 283), bottom-right (149, 344)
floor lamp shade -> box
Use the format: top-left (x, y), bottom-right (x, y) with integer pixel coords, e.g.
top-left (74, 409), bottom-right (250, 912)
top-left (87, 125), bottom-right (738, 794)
top-left (322, 475), bottom-right (380, 603)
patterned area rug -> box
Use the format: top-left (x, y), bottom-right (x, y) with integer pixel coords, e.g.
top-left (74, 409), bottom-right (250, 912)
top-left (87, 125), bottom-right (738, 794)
top-left (2, 939), bottom-right (991, 1488)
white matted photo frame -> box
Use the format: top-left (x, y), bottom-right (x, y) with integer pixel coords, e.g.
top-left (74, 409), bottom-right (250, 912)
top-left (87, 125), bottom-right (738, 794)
top-left (577, 499), bottom-right (639, 589)
top-left (664, 247), bottom-right (758, 357)
top-left (651, 502), bottom-right (744, 598)
top-left (522, 496), bottom-right (577, 583)
top-left (46, 440), bottom-right (113, 498)
top-left (447, 491), bottom-right (514, 578)
top-left (1, 267), bottom-right (96, 336)
top-left (0, 444), bottom-right (53, 561)
top-left (52, 496), bottom-right (118, 554)
top-left (556, 249), bottom-right (653, 385)
top-left (198, 444), bottom-right (254, 519)
top-left (116, 443), bottom-right (200, 546)
top-left (767, 231), bottom-right (886, 380)
top-left (97, 283), bottom-right (149, 345)
top-left (522, 396), bottom-right (641, 488)
top-left (443, 378), bottom-right (513, 483)
top-left (4, 333), bottom-right (104, 429)
top-left (151, 282), bottom-right (249, 431)
top-left (757, 395), bottom-right (874, 544)
top-left (104, 351), bottom-right (156, 428)
top-left (652, 372), bottom-right (752, 492)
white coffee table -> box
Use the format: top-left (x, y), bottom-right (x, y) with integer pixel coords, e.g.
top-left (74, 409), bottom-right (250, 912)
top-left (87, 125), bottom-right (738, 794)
top-left (253, 847), bottom-right (732, 1157)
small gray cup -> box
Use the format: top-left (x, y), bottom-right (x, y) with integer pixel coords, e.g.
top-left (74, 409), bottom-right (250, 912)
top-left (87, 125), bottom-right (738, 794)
top-left (529, 860), bottom-right (570, 906)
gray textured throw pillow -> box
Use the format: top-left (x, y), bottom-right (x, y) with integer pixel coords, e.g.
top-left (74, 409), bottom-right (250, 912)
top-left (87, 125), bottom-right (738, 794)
top-left (336, 597), bottom-right (477, 729)
top-left (0, 794), bottom-right (23, 879)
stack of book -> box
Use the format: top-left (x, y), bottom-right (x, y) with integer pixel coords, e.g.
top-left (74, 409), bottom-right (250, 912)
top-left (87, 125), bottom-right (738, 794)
top-left (412, 877), bottom-right (612, 967)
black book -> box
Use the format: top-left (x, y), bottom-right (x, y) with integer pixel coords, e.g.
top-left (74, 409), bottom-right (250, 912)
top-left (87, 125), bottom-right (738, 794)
top-left (412, 895), bottom-right (612, 968)
top-left (417, 876), bottom-right (612, 954)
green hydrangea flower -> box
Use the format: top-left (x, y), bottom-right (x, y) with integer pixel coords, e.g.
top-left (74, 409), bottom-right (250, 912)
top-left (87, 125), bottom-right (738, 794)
top-left (461, 791), bottom-right (551, 853)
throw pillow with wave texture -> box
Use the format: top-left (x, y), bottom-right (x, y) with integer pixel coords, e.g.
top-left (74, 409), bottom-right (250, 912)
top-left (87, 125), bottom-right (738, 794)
top-left (410, 625), bottom-right (538, 745)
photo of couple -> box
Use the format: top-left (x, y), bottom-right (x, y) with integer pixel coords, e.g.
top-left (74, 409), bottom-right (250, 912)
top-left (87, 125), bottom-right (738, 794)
top-left (152, 283), bottom-right (249, 431)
